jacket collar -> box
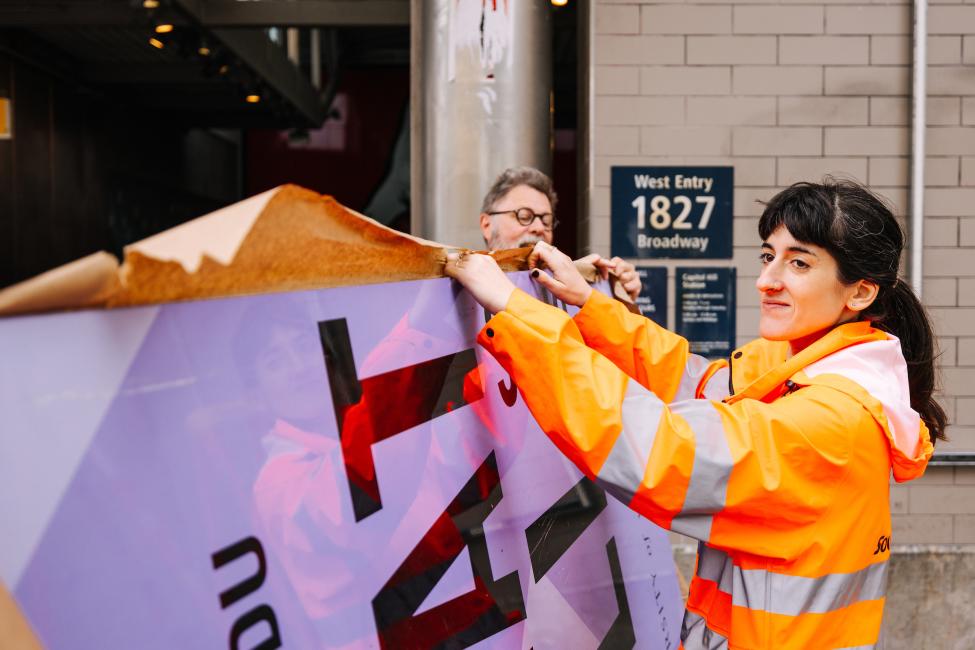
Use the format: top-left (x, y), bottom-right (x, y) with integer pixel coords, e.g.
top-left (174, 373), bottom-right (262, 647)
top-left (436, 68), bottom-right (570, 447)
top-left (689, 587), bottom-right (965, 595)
top-left (727, 322), bottom-right (933, 481)
top-left (727, 321), bottom-right (888, 405)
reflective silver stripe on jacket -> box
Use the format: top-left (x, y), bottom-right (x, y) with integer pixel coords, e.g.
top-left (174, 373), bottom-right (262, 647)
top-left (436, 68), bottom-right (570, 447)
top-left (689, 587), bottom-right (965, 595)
top-left (681, 610), bottom-right (729, 650)
top-left (733, 561), bottom-right (889, 616)
top-left (598, 381), bottom-right (733, 536)
top-left (695, 543), bottom-right (734, 592)
top-left (596, 379), bottom-right (663, 506)
top-left (700, 366), bottom-right (730, 400)
top-left (668, 401), bottom-right (732, 541)
top-left (674, 353), bottom-right (715, 402)
top-left (694, 545), bottom-right (889, 616)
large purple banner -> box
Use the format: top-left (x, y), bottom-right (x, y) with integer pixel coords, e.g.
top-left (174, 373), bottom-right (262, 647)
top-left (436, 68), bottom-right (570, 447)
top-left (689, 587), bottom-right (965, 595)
top-left (0, 273), bottom-right (682, 649)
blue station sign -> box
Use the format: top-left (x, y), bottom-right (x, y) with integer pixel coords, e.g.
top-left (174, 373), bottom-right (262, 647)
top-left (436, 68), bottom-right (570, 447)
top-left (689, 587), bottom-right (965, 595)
top-left (611, 166), bottom-right (733, 259)
top-left (675, 267), bottom-right (736, 359)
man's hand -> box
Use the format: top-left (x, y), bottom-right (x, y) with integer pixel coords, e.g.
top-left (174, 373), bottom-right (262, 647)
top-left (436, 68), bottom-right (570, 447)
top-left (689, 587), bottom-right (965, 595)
top-left (610, 257), bottom-right (641, 301)
top-left (528, 242), bottom-right (593, 308)
top-left (444, 252), bottom-right (516, 314)
top-left (578, 254), bottom-right (642, 302)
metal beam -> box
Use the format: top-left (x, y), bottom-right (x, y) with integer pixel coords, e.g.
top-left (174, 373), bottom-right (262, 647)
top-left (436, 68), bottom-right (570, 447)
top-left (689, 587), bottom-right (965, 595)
top-left (186, 0), bottom-right (409, 27)
top-left (83, 62), bottom-right (212, 84)
top-left (929, 453), bottom-right (975, 467)
top-left (0, 1), bottom-right (140, 27)
top-left (209, 26), bottom-right (327, 125)
top-left (0, 31), bottom-right (84, 86)
top-left (0, 0), bottom-right (409, 28)
top-left (175, 0), bottom-right (329, 126)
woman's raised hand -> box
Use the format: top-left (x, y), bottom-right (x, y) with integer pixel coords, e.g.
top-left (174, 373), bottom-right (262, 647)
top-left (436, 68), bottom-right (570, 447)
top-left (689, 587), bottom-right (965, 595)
top-left (528, 242), bottom-right (593, 308)
top-left (444, 252), bottom-right (517, 314)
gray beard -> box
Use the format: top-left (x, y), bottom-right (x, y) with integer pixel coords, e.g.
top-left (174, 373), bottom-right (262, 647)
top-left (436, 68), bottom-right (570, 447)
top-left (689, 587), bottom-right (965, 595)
top-left (488, 224), bottom-right (547, 251)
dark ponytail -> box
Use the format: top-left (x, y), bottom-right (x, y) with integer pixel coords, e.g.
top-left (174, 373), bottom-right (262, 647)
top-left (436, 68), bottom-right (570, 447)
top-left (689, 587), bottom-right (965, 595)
top-left (759, 178), bottom-right (948, 444)
top-left (866, 280), bottom-right (948, 444)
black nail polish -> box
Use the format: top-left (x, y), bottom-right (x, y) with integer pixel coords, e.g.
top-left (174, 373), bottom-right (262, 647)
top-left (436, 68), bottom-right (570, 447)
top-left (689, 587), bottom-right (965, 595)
top-left (531, 269), bottom-right (539, 278)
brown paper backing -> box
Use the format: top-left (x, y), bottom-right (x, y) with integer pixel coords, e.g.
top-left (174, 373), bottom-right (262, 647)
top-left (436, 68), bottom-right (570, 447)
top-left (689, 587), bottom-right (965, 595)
top-left (0, 584), bottom-right (43, 650)
top-left (0, 184), bottom-right (632, 315)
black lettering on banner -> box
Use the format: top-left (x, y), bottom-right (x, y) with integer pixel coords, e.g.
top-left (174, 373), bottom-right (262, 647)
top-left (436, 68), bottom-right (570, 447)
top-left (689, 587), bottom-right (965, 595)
top-left (874, 535), bottom-right (891, 555)
top-left (371, 452), bottom-right (525, 649)
top-left (318, 318), bottom-right (484, 522)
top-left (482, 307), bottom-right (518, 406)
top-left (598, 538), bottom-right (636, 650)
top-left (525, 478), bottom-right (636, 647)
top-left (525, 478), bottom-right (607, 581)
top-left (211, 536), bottom-right (282, 650)
top-left (644, 536), bottom-right (673, 649)
top-left (498, 376), bottom-right (518, 407)
top-left (229, 605), bottom-right (282, 650)
top-left (212, 536), bottom-right (268, 609)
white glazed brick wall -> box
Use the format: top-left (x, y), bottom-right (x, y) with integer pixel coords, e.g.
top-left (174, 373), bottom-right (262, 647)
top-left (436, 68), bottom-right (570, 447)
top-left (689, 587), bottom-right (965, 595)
top-left (591, 0), bottom-right (975, 544)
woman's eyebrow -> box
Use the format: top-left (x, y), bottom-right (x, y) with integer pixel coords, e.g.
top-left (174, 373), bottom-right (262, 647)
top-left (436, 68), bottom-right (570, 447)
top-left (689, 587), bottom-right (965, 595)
top-left (787, 245), bottom-right (818, 257)
top-left (761, 242), bottom-right (818, 257)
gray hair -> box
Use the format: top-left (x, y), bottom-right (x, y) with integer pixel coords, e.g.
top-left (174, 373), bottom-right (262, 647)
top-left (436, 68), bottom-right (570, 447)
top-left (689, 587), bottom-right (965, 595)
top-left (480, 166), bottom-right (558, 215)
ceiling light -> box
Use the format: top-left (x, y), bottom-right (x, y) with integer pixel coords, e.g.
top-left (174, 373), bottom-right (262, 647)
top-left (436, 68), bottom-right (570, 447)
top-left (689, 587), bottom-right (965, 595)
top-left (143, 0), bottom-right (160, 8)
top-left (245, 94), bottom-right (261, 104)
top-left (198, 46), bottom-right (211, 56)
top-left (154, 23), bottom-right (174, 34)
top-left (551, 0), bottom-right (568, 5)
top-left (148, 37), bottom-right (164, 49)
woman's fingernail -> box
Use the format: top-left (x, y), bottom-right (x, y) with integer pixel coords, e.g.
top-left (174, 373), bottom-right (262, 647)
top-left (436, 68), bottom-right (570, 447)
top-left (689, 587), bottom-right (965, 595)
top-left (531, 269), bottom-right (539, 278)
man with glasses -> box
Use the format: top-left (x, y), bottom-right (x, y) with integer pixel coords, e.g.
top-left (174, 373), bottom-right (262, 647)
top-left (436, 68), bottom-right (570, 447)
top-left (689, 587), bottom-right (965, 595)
top-left (479, 166), bottom-right (642, 300)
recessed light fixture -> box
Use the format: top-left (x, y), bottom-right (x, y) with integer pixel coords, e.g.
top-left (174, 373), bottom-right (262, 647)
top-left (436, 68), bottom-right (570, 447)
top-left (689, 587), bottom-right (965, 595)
top-left (149, 37), bottom-right (165, 49)
top-left (154, 23), bottom-right (174, 34)
top-left (143, 0), bottom-right (160, 8)
top-left (245, 94), bottom-right (261, 104)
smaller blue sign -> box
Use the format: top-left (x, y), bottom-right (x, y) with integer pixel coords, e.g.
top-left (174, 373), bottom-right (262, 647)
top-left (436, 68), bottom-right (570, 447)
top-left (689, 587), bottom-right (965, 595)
top-left (635, 267), bottom-right (667, 328)
top-left (611, 166), bottom-right (733, 260)
top-left (675, 267), bottom-right (736, 359)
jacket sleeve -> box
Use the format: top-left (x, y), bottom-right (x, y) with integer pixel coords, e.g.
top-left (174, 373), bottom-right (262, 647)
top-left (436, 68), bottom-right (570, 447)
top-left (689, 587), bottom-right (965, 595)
top-left (482, 289), bottom-right (859, 560)
top-left (573, 289), bottom-right (727, 403)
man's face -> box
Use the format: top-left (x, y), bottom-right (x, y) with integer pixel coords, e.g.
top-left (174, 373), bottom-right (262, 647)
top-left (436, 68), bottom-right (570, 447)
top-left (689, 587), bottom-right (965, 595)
top-left (480, 184), bottom-right (554, 251)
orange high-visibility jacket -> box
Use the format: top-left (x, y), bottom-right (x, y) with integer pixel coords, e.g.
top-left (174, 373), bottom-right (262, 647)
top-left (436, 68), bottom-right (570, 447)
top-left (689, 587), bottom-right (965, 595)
top-left (478, 288), bottom-right (933, 650)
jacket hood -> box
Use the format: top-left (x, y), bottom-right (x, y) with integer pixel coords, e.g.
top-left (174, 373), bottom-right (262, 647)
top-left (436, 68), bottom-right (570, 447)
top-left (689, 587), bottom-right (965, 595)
top-left (731, 321), bottom-right (933, 482)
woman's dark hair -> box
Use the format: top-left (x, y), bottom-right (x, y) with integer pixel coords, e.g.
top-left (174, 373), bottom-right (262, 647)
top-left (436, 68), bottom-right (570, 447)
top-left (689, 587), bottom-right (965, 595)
top-left (758, 177), bottom-right (947, 444)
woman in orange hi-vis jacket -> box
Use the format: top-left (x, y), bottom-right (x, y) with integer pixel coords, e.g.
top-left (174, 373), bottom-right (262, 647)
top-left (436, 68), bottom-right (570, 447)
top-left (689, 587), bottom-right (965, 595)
top-left (445, 179), bottom-right (946, 650)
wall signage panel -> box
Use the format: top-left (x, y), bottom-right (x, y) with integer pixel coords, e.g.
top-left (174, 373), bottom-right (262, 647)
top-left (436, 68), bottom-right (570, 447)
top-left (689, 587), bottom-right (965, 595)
top-left (675, 267), bottom-right (736, 359)
top-left (611, 166), bottom-right (733, 259)
top-left (635, 267), bottom-right (668, 328)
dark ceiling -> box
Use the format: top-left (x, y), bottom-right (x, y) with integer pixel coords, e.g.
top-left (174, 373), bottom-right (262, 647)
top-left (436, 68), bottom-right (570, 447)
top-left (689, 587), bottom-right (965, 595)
top-left (0, 0), bottom-right (576, 130)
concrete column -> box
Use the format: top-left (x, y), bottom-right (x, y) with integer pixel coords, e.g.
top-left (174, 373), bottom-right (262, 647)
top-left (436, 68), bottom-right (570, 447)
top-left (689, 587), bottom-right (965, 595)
top-left (411, 0), bottom-right (552, 248)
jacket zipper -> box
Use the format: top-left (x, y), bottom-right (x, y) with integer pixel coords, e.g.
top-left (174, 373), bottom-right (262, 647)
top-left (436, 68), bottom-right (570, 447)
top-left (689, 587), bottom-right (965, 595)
top-left (727, 353), bottom-right (736, 397)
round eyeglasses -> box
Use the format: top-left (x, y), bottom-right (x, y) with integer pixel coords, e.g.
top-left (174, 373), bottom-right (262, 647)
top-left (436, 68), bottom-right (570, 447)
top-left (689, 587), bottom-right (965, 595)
top-left (487, 207), bottom-right (559, 230)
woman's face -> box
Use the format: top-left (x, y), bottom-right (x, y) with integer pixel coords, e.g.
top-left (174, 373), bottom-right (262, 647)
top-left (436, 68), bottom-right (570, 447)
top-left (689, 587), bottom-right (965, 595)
top-left (756, 226), bottom-right (867, 353)
top-left (255, 323), bottom-right (329, 422)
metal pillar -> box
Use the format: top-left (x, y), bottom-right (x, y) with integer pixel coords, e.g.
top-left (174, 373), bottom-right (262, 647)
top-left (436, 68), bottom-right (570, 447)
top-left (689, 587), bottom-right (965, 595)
top-left (412, 0), bottom-right (552, 248)
top-left (910, 0), bottom-right (927, 297)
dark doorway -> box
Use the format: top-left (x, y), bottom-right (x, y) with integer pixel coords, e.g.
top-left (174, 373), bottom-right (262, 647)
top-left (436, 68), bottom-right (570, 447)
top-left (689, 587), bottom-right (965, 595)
top-left (551, 0), bottom-right (579, 258)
